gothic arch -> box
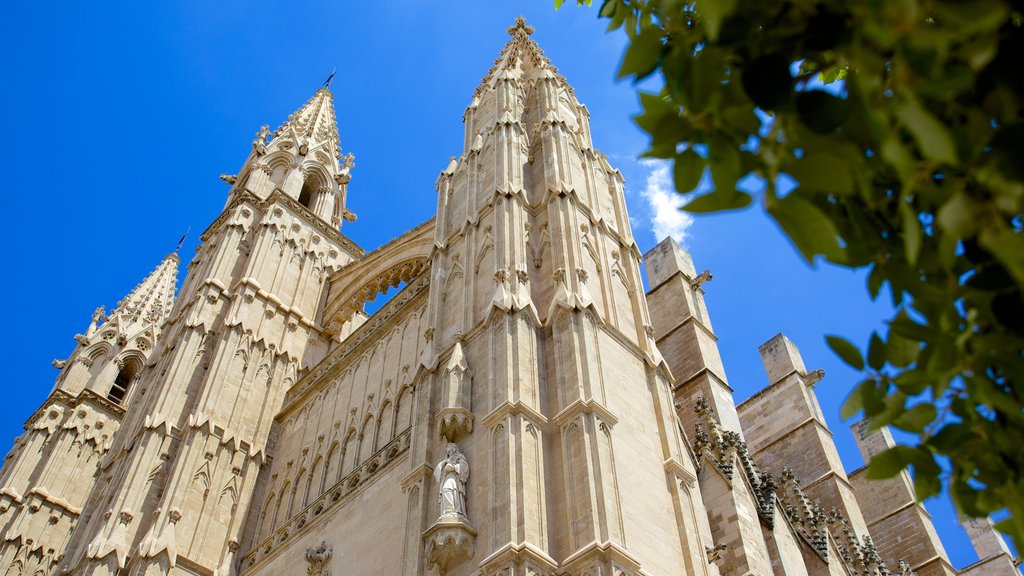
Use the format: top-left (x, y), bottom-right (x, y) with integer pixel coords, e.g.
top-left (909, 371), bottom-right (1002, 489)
top-left (375, 400), bottom-right (394, 450)
top-left (395, 385), bottom-right (413, 433)
top-left (323, 219), bottom-right (435, 324)
top-left (108, 353), bottom-right (144, 405)
top-left (323, 441), bottom-right (340, 491)
top-left (297, 167), bottom-right (330, 211)
top-left (306, 455), bottom-right (323, 506)
top-left (358, 415), bottom-right (375, 462)
top-left (340, 428), bottom-right (359, 478)
top-left (84, 341), bottom-right (114, 363)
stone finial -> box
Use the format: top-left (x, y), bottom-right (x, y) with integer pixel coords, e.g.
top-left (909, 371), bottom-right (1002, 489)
top-left (508, 16), bottom-right (534, 36)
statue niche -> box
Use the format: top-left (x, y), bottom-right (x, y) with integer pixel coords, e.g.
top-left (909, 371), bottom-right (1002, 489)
top-left (437, 335), bottom-right (472, 441)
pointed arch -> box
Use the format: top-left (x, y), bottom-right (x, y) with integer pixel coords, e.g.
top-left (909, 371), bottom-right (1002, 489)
top-left (395, 385), bottom-right (413, 433)
top-left (289, 468), bottom-right (306, 518)
top-left (257, 490), bottom-right (276, 540)
top-left (375, 400), bottom-right (394, 451)
top-left (273, 481), bottom-right (289, 533)
top-left (298, 166), bottom-right (330, 210)
top-left (340, 428), bottom-right (359, 477)
top-left (306, 455), bottom-right (323, 506)
top-left (324, 441), bottom-right (340, 490)
top-left (108, 354), bottom-right (144, 405)
top-left (358, 415), bottom-right (376, 462)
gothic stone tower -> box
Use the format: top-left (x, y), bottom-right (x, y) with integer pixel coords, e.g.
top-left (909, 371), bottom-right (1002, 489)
top-left (236, 18), bottom-right (718, 576)
top-left (53, 85), bottom-right (363, 576)
top-left (0, 253), bottom-right (179, 576)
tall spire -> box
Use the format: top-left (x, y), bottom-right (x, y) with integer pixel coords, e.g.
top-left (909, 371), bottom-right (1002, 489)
top-left (107, 252), bottom-right (179, 336)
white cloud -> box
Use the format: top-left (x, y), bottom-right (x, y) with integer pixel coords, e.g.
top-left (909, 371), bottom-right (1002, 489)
top-left (639, 161), bottom-right (694, 246)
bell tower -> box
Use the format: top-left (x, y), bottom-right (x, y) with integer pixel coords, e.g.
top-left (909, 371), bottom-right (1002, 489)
top-left (0, 253), bottom-right (178, 576)
top-left (57, 84), bottom-right (364, 576)
top-left (408, 19), bottom-right (719, 576)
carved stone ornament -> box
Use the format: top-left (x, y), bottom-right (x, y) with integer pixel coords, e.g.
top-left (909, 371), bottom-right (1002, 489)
top-left (306, 541), bottom-right (332, 576)
top-left (422, 520), bottom-right (477, 574)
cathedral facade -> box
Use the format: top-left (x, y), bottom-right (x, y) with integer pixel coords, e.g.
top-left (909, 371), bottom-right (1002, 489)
top-left (0, 18), bottom-right (1018, 576)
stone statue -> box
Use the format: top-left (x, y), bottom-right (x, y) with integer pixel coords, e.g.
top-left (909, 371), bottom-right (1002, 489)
top-left (434, 442), bottom-right (469, 519)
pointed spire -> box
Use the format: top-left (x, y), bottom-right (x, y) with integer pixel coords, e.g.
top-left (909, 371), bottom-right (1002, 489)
top-left (108, 252), bottom-right (180, 334)
top-left (272, 85), bottom-right (341, 158)
top-left (475, 17), bottom-right (567, 96)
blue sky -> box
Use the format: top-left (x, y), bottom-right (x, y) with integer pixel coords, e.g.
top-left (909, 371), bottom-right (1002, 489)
top-left (0, 0), bottom-right (999, 567)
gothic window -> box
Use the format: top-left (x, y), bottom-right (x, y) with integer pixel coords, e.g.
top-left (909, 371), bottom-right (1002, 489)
top-left (298, 177), bottom-right (321, 211)
top-left (107, 362), bottom-right (138, 404)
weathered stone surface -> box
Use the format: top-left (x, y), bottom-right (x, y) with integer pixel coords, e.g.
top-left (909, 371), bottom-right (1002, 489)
top-left (0, 18), bottom-right (1016, 576)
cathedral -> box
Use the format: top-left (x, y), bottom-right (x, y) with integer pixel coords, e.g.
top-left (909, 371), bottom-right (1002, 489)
top-left (0, 18), bottom-right (1019, 576)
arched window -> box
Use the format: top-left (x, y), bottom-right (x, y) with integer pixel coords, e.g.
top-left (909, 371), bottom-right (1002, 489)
top-left (297, 178), bottom-right (317, 210)
top-left (107, 359), bottom-right (140, 404)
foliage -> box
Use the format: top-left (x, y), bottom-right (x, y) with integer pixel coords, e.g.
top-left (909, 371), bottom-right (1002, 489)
top-left (564, 0), bottom-right (1024, 550)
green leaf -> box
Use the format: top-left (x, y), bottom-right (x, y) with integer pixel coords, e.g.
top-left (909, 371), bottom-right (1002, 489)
top-left (886, 332), bottom-right (920, 368)
top-left (696, 0), bottom-right (737, 42)
top-left (598, 0), bottom-right (616, 17)
top-left (867, 446), bottom-right (917, 479)
top-left (936, 193), bottom-right (976, 240)
top-left (674, 150), bottom-right (705, 194)
top-left (841, 380), bottom-right (872, 419)
top-left (889, 310), bottom-right (933, 341)
top-left (708, 136), bottom-right (741, 192)
top-left (892, 403), bottom-right (937, 433)
top-left (767, 194), bottom-right (846, 263)
top-left (899, 201), bottom-right (922, 266)
top-left (691, 47), bottom-right (725, 112)
top-left (894, 100), bottom-right (958, 165)
top-left (741, 53), bottom-right (793, 111)
top-left (826, 335), bottom-right (865, 370)
top-left (683, 189), bottom-right (753, 212)
top-left (795, 90), bottom-right (851, 133)
top-left (867, 265), bottom-right (884, 299)
top-left (868, 332), bottom-right (886, 370)
top-left (914, 468), bottom-right (942, 500)
top-left (783, 151), bottom-right (854, 195)
top-left (555, 0), bottom-right (565, 8)
top-left (618, 26), bottom-right (663, 80)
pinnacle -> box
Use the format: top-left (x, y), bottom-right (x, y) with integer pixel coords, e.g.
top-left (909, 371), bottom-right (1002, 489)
top-left (476, 18), bottom-right (563, 96)
top-left (272, 85), bottom-right (341, 154)
top-left (108, 252), bottom-right (179, 334)
top-left (508, 16), bottom-right (534, 36)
